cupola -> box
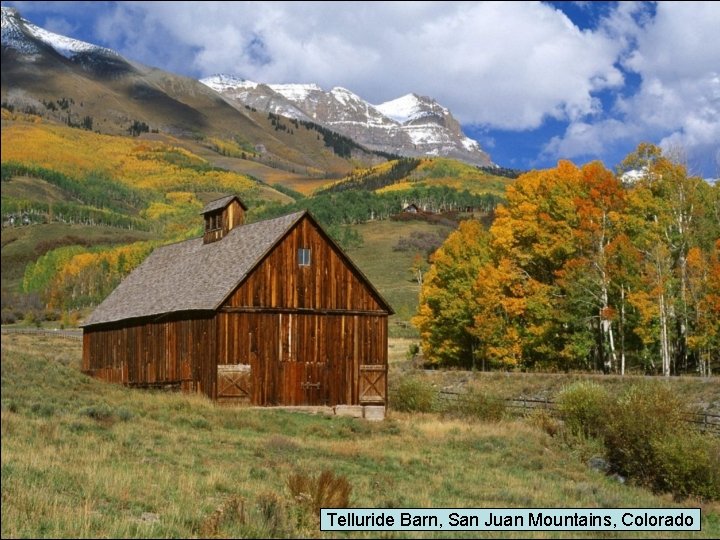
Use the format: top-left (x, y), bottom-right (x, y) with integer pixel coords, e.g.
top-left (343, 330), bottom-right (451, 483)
top-left (200, 195), bottom-right (247, 244)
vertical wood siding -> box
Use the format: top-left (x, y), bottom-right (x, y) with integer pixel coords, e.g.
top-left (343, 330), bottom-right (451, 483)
top-left (83, 314), bottom-right (217, 398)
top-left (224, 217), bottom-right (383, 311)
top-left (215, 312), bottom-right (387, 405)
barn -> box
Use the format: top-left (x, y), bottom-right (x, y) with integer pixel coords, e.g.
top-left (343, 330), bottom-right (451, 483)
top-left (82, 195), bottom-right (392, 410)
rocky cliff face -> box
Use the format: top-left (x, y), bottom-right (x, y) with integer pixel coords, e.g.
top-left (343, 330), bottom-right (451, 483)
top-left (202, 75), bottom-right (493, 166)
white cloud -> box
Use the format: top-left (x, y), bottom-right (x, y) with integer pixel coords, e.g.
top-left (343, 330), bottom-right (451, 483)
top-left (543, 2), bottom-right (720, 175)
top-left (83, 1), bottom-right (624, 129)
top-left (7, 1), bottom-right (717, 174)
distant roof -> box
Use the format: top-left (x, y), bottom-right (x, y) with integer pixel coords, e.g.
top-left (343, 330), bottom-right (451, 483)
top-left (82, 211), bottom-right (305, 326)
top-left (200, 194), bottom-right (247, 214)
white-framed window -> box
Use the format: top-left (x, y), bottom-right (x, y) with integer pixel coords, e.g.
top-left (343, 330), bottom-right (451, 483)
top-left (298, 248), bottom-right (311, 266)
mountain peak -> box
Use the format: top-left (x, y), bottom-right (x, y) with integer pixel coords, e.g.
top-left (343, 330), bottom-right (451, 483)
top-left (2, 6), bottom-right (41, 54)
top-left (207, 79), bottom-right (492, 166)
top-left (376, 93), bottom-right (448, 124)
top-left (2, 5), bottom-right (119, 60)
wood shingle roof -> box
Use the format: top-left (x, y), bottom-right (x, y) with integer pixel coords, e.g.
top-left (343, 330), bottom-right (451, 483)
top-left (200, 194), bottom-right (247, 214)
top-left (82, 211), bottom-right (305, 326)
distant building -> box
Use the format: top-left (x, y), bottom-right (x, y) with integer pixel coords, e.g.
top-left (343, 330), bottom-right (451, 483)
top-left (402, 203), bottom-right (420, 213)
top-left (82, 195), bottom-right (392, 408)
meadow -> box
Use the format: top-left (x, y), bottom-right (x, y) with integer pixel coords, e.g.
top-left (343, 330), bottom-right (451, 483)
top-left (2, 333), bottom-right (718, 539)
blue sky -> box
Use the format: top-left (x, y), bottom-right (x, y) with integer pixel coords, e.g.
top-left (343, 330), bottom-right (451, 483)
top-left (4, 1), bottom-right (719, 178)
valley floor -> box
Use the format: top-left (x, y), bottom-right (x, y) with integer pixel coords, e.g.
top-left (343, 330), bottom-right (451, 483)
top-left (2, 334), bottom-right (718, 538)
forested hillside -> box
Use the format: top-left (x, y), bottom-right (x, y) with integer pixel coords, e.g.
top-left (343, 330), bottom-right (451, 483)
top-left (1, 115), bottom-right (500, 324)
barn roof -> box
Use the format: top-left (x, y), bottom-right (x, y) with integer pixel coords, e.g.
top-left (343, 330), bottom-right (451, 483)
top-left (82, 211), bottom-right (393, 327)
top-left (200, 194), bottom-right (247, 214)
top-left (82, 211), bottom-right (305, 326)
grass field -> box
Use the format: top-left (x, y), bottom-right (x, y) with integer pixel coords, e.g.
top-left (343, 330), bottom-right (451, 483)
top-left (346, 219), bottom-right (453, 336)
top-left (2, 334), bottom-right (718, 538)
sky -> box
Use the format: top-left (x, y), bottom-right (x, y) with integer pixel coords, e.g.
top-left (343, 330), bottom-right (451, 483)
top-left (4, 1), bottom-right (719, 178)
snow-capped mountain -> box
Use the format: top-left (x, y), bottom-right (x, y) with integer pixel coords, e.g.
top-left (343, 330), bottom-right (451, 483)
top-left (202, 75), bottom-right (492, 166)
top-left (2, 5), bottom-right (492, 170)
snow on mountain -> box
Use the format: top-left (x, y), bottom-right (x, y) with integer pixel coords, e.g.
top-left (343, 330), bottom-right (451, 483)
top-left (2, 6), bottom-right (118, 60)
top-left (330, 86), bottom-right (364, 107)
top-left (376, 94), bottom-right (441, 123)
top-left (270, 83), bottom-right (323, 102)
top-left (200, 74), bottom-right (257, 92)
top-left (1, 7), bottom-right (41, 54)
top-left (25, 22), bottom-right (118, 60)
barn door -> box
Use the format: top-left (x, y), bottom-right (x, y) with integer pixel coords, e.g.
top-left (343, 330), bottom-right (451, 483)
top-left (217, 364), bottom-right (251, 401)
top-left (359, 365), bottom-right (386, 404)
top-left (301, 362), bottom-right (328, 406)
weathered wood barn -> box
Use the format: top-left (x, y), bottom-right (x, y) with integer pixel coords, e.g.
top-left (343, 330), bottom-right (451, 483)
top-left (82, 195), bottom-right (392, 407)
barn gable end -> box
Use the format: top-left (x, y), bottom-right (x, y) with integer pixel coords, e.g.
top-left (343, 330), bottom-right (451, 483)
top-left (223, 213), bottom-right (387, 312)
top-left (215, 214), bottom-right (390, 405)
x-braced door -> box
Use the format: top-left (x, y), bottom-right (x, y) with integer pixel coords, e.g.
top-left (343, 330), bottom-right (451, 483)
top-left (359, 364), bottom-right (386, 405)
top-left (217, 364), bottom-right (251, 401)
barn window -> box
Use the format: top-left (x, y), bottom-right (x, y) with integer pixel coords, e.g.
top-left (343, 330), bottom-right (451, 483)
top-left (298, 248), bottom-right (311, 266)
top-left (205, 212), bottom-right (222, 231)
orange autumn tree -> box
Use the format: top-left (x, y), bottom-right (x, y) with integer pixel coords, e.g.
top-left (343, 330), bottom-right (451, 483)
top-left (487, 160), bottom-right (586, 369)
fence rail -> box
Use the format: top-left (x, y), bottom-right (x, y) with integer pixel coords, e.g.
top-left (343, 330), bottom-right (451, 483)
top-left (438, 390), bottom-right (720, 435)
top-left (1, 327), bottom-right (82, 340)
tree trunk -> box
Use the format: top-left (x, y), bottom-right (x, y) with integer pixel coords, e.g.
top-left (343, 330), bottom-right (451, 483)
top-left (659, 292), bottom-right (670, 377)
top-left (620, 284), bottom-right (626, 376)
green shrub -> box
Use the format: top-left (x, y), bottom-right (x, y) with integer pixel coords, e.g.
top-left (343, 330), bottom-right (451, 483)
top-left (652, 431), bottom-right (720, 500)
top-left (603, 382), bottom-right (686, 485)
top-left (117, 407), bottom-right (133, 422)
top-left (30, 402), bottom-right (55, 418)
top-left (391, 377), bottom-right (437, 412)
top-left (445, 390), bottom-right (506, 422)
top-left (79, 403), bottom-right (113, 421)
top-left (556, 381), bottom-right (611, 439)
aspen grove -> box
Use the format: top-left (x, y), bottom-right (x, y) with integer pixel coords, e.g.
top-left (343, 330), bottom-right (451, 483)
top-left (414, 145), bottom-right (720, 375)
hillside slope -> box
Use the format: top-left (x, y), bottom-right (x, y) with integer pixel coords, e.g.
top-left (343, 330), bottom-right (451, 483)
top-left (0, 7), bottom-right (383, 179)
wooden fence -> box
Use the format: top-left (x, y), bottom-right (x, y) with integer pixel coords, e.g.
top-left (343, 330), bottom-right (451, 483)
top-left (438, 390), bottom-right (720, 435)
top-left (1, 327), bottom-right (82, 340)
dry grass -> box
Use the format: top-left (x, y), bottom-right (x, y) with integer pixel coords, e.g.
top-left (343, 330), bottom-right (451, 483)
top-left (2, 334), bottom-right (718, 538)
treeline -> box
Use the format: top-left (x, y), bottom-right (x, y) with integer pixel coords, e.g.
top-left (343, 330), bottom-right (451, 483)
top-left (266, 112), bottom-right (365, 158)
top-left (1, 199), bottom-right (148, 230)
top-left (415, 145), bottom-right (720, 376)
top-left (477, 165), bottom-right (524, 179)
top-left (1, 162), bottom-right (147, 213)
top-left (23, 241), bottom-right (157, 311)
top-left (253, 185), bottom-right (501, 227)
top-left (319, 158), bottom-right (422, 193)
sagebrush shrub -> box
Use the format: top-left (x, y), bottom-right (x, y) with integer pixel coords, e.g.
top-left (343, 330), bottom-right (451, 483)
top-left (391, 377), bottom-right (437, 413)
top-left (556, 381), bottom-right (611, 439)
top-left (603, 382), bottom-right (686, 485)
top-left (651, 430), bottom-right (720, 500)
